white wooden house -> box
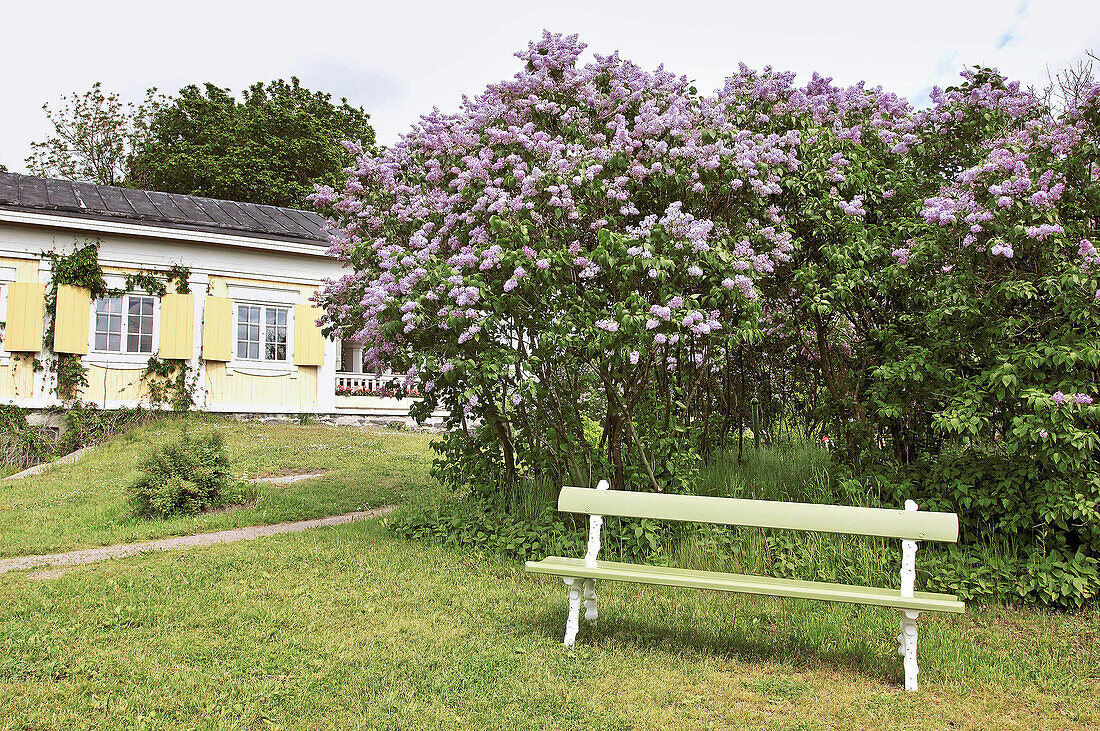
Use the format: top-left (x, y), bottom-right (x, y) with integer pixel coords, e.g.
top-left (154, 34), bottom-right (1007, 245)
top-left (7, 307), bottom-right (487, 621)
top-left (0, 173), bottom-right (422, 420)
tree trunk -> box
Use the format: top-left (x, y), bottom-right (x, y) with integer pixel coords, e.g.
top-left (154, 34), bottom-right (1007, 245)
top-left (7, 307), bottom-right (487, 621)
top-left (608, 414), bottom-right (626, 491)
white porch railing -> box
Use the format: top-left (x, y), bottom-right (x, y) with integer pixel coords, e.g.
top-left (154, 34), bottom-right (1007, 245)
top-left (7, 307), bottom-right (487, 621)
top-left (335, 372), bottom-right (405, 393)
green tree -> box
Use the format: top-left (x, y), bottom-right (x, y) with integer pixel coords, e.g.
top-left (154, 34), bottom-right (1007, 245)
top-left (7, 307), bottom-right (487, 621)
top-left (128, 77), bottom-right (375, 208)
top-left (26, 83), bottom-right (161, 185)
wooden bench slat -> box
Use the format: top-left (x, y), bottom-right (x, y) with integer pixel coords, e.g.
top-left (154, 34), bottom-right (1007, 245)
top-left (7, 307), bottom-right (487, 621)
top-left (526, 556), bottom-right (965, 614)
top-left (557, 487), bottom-right (959, 542)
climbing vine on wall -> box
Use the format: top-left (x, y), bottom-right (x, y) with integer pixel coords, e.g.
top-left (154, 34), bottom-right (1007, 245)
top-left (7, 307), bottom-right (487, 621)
top-left (41, 240), bottom-right (194, 407)
top-left (42, 242), bottom-right (109, 400)
top-left (142, 356), bottom-right (195, 412)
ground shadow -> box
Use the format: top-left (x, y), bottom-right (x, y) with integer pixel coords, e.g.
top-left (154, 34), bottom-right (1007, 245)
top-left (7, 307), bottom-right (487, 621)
top-left (526, 600), bottom-right (900, 686)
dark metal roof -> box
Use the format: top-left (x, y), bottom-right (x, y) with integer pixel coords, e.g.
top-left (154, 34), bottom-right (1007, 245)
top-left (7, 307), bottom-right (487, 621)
top-left (0, 172), bottom-right (329, 246)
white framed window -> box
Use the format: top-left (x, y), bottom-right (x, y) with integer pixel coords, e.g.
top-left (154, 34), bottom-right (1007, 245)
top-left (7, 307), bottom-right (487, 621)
top-left (93, 294), bottom-right (156, 354)
top-left (236, 304), bottom-right (288, 362)
top-left (225, 284), bottom-right (299, 377)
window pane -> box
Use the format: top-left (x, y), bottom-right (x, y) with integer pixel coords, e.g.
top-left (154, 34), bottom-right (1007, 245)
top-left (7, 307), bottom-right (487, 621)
top-left (276, 344), bottom-right (286, 361)
top-left (249, 343), bottom-right (259, 360)
top-left (277, 309), bottom-right (287, 326)
top-left (98, 296), bottom-right (122, 315)
top-left (129, 315), bottom-right (141, 333)
top-left (266, 343), bottom-right (276, 360)
top-left (277, 326), bottom-right (286, 344)
top-left (128, 298), bottom-right (142, 316)
top-left (108, 333), bottom-right (121, 351)
top-left (96, 314), bottom-right (109, 332)
top-left (250, 325), bottom-right (259, 341)
top-left (140, 335), bottom-right (152, 352)
top-left (141, 298), bottom-right (153, 315)
top-left (127, 333), bottom-right (140, 352)
top-left (110, 314), bottom-right (122, 332)
top-left (250, 307), bottom-right (260, 324)
top-left (237, 323), bottom-right (248, 341)
top-left (266, 308), bottom-right (276, 325)
top-left (238, 341), bottom-right (248, 359)
top-left (95, 333), bottom-right (107, 350)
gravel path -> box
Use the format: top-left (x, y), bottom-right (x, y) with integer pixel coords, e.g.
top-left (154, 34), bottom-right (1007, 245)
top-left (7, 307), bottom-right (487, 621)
top-left (0, 506), bottom-right (396, 575)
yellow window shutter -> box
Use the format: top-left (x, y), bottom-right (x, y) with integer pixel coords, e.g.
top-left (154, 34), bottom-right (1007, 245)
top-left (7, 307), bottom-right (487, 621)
top-left (158, 293), bottom-right (195, 359)
top-left (4, 282), bottom-right (46, 352)
top-left (202, 296), bottom-right (232, 361)
top-left (293, 304), bottom-right (325, 366)
top-left (53, 284), bottom-right (91, 354)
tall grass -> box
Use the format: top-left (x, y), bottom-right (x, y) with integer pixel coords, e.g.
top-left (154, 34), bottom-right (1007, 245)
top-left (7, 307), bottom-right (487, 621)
top-left (484, 443), bottom-right (910, 589)
top-left (671, 444), bottom-right (902, 588)
top-left (417, 442), bottom-right (962, 593)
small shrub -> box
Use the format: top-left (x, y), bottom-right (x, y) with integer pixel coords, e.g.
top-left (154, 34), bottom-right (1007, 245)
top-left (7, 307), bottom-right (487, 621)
top-left (128, 431), bottom-right (248, 518)
top-left (387, 492), bottom-right (665, 564)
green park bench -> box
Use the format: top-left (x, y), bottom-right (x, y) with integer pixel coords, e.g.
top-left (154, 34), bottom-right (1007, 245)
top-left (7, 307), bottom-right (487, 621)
top-left (525, 480), bottom-right (964, 692)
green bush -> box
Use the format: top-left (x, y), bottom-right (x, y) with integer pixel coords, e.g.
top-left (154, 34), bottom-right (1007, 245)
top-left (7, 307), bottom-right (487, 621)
top-left (388, 496), bottom-right (666, 564)
top-left (128, 431), bottom-right (248, 518)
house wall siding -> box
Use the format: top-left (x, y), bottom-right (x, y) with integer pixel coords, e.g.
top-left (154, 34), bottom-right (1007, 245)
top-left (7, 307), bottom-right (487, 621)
top-left (81, 364), bottom-right (152, 404)
top-left (0, 219), bottom-right (340, 413)
top-left (204, 362), bottom-right (319, 411)
top-left (0, 360), bottom-right (35, 400)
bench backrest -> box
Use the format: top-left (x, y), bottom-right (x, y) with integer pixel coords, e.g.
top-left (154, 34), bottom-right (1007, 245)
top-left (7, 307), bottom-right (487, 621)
top-left (558, 487), bottom-right (958, 542)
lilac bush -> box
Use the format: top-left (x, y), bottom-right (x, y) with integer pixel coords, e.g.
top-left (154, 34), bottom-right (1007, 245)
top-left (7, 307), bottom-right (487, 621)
top-left (315, 35), bottom-right (1100, 606)
top-left (313, 32), bottom-right (797, 491)
top-left (745, 67), bottom-right (1100, 606)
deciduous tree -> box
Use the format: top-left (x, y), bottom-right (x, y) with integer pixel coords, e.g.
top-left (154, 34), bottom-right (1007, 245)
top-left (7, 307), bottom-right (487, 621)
top-left (129, 78), bottom-right (375, 208)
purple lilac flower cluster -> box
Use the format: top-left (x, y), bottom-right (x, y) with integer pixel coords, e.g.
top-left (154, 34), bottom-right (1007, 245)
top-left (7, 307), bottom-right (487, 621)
top-left (312, 32), bottom-right (804, 380)
top-left (1052, 391), bottom-right (1094, 405)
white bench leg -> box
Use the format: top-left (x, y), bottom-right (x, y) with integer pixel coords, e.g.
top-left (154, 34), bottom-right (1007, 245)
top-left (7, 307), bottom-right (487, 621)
top-left (583, 579), bottom-right (598, 627)
top-left (563, 577), bottom-right (583, 646)
top-left (898, 610), bottom-right (920, 691)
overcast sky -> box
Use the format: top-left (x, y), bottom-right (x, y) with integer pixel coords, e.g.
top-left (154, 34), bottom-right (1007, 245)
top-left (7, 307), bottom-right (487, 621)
top-left (3, 0), bottom-right (1099, 175)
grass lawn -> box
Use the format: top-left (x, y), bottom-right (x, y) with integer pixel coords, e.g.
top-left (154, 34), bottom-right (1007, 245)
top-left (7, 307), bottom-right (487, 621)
top-left (1, 521), bottom-right (1097, 730)
top-left (0, 416), bottom-right (437, 558)
top-left (0, 419), bottom-right (1097, 729)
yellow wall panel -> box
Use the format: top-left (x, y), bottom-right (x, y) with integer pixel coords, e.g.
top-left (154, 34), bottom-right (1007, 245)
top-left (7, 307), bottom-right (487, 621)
top-left (0, 358), bottom-right (35, 399)
top-left (4, 282), bottom-right (46, 352)
top-left (204, 362), bottom-right (318, 410)
top-left (80, 365), bottom-right (150, 405)
top-left (159, 293), bottom-right (195, 359)
top-left (293, 305), bottom-right (325, 366)
top-left (53, 284), bottom-right (90, 354)
top-left (202, 297), bottom-right (232, 361)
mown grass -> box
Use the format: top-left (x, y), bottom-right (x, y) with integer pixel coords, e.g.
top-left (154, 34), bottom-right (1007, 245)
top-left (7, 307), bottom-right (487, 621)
top-left (0, 521), bottom-right (1096, 730)
top-left (1, 422), bottom-right (1097, 728)
top-left (0, 415), bottom-right (437, 558)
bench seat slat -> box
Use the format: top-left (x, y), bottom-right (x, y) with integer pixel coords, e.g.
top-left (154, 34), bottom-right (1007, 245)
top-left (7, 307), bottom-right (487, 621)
top-left (557, 487), bottom-right (959, 542)
top-left (526, 556), bottom-right (965, 614)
